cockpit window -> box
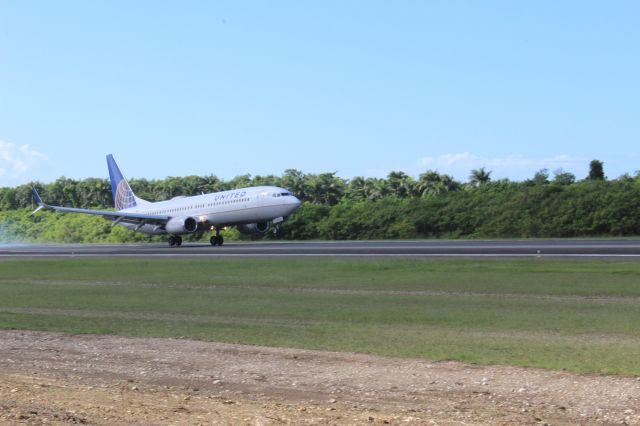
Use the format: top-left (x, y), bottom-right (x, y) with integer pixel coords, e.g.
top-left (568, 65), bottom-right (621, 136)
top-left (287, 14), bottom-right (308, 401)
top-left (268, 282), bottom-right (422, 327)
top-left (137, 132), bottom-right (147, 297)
top-left (280, 192), bottom-right (291, 196)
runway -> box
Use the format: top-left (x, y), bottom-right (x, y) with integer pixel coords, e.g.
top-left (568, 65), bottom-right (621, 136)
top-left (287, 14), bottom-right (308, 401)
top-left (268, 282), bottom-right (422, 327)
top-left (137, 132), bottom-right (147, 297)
top-left (2, 239), bottom-right (640, 258)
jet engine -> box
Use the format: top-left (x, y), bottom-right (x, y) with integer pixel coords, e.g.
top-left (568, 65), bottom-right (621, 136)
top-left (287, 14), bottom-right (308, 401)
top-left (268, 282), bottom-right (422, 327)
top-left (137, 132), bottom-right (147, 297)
top-left (164, 216), bottom-right (198, 234)
top-left (237, 222), bottom-right (270, 235)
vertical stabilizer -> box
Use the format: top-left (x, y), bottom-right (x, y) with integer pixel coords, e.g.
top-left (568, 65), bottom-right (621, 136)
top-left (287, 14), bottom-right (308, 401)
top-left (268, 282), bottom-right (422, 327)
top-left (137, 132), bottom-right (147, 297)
top-left (107, 154), bottom-right (138, 211)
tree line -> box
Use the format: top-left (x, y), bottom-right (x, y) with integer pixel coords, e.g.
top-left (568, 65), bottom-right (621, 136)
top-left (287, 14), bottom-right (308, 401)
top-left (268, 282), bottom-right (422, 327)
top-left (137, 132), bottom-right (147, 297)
top-left (1, 160), bottom-right (639, 242)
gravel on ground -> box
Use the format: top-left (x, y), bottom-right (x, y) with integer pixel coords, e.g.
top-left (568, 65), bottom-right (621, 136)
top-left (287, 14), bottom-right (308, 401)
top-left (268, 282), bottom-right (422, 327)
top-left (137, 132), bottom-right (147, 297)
top-left (1, 330), bottom-right (639, 425)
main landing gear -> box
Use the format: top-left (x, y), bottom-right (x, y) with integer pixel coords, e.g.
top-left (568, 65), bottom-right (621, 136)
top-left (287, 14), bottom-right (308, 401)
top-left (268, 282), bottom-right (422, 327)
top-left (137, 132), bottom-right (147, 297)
top-left (168, 236), bottom-right (182, 247)
top-left (210, 228), bottom-right (224, 246)
top-left (168, 228), bottom-right (223, 247)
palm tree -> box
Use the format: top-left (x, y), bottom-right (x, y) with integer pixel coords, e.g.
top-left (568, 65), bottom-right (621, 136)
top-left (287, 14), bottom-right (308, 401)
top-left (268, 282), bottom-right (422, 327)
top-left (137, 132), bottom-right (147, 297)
top-left (364, 178), bottom-right (389, 200)
top-left (469, 167), bottom-right (492, 187)
top-left (417, 170), bottom-right (442, 196)
top-left (440, 174), bottom-right (461, 193)
top-left (346, 176), bottom-right (367, 201)
top-left (198, 175), bottom-right (222, 194)
top-left (306, 172), bottom-right (345, 205)
top-left (417, 171), bottom-right (461, 196)
top-left (282, 169), bottom-right (308, 201)
top-left (387, 171), bottom-right (415, 198)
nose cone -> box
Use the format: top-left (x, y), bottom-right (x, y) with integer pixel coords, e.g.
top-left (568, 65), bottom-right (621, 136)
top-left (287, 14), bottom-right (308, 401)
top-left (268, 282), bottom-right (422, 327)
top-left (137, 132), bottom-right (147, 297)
top-left (283, 196), bottom-right (301, 217)
top-left (291, 196), bottom-right (302, 210)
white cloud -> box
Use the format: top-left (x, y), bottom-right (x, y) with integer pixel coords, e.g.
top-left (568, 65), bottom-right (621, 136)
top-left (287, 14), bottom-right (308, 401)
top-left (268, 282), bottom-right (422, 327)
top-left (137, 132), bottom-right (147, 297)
top-left (417, 152), bottom-right (586, 180)
top-left (0, 141), bottom-right (50, 187)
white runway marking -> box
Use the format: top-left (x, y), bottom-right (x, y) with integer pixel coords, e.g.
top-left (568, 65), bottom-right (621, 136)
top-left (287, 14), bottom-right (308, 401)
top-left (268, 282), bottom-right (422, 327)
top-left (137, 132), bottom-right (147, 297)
top-left (2, 253), bottom-right (640, 258)
top-left (2, 240), bottom-right (640, 258)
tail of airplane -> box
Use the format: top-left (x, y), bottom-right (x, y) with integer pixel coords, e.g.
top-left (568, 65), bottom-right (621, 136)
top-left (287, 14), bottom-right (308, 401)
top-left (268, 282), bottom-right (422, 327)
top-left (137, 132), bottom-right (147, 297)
top-left (107, 154), bottom-right (147, 211)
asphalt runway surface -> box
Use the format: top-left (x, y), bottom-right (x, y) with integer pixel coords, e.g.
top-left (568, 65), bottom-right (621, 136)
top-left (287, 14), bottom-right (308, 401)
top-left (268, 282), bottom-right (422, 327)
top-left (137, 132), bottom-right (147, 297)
top-left (2, 239), bottom-right (640, 258)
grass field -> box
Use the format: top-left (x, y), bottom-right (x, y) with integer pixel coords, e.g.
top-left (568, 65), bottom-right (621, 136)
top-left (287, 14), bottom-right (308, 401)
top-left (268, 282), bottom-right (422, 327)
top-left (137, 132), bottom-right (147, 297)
top-left (1, 257), bottom-right (640, 375)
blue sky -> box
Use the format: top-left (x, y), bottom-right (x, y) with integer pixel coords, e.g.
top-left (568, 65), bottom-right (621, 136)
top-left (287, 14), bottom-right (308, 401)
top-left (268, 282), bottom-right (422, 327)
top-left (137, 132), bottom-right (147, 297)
top-left (1, 1), bottom-right (639, 187)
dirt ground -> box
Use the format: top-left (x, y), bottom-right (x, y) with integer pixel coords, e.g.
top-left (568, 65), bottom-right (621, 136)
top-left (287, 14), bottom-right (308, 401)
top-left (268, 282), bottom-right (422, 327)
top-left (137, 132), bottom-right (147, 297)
top-left (1, 330), bottom-right (639, 425)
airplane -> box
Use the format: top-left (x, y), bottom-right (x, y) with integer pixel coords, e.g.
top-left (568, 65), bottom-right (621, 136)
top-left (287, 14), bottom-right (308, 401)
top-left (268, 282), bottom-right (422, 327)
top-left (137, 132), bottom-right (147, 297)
top-left (31, 154), bottom-right (301, 246)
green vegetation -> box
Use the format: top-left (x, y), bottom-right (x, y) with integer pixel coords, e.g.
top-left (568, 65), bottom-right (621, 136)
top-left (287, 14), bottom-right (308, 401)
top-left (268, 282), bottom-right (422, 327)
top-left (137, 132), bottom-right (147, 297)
top-left (2, 160), bottom-right (640, 242)
top-left (2, 257), bottom-right (640, 375)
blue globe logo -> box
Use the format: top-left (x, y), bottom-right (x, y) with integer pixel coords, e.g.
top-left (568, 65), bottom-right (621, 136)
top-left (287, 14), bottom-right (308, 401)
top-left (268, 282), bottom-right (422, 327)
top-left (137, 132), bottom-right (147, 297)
top-left (115, 180), bottom-right (135, 211)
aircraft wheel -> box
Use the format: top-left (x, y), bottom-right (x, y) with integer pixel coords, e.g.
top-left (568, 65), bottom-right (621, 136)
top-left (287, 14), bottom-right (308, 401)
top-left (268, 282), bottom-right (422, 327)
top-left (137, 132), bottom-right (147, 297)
top-left (176, 236), bottom-right (182, 247)
top-left (169, 236), bottom-right (176, 247)
top-left (210, 235), bottom-right (223, 246)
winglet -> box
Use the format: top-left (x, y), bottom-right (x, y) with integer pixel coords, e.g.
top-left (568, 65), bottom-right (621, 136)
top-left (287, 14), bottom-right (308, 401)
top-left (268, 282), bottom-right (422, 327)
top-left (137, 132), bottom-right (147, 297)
top-left (31, 187), bottom-right (47, 215)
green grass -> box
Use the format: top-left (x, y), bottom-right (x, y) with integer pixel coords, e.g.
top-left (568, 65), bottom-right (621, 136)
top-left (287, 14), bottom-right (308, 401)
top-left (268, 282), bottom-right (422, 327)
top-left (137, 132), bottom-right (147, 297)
top-left (1, 257), bottom-right (640, 375)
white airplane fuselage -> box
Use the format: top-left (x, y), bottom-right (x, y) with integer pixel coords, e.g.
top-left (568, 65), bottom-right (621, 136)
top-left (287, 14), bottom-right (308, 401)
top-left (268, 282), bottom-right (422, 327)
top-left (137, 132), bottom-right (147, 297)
top-left (120, 186), bottom-right (301, 235)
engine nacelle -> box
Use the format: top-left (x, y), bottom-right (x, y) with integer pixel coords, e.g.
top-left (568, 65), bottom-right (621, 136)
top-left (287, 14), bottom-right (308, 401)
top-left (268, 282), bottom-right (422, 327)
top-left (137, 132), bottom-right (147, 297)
top-left (165, 216), bottom-right (198, 234)
top-left (237, 222), bottom-right (270, 235)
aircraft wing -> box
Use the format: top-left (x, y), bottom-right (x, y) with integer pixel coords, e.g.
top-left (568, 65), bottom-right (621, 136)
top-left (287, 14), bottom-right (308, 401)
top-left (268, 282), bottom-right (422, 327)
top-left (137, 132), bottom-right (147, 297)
top-left (31, 187), bottom-right (169, 226)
